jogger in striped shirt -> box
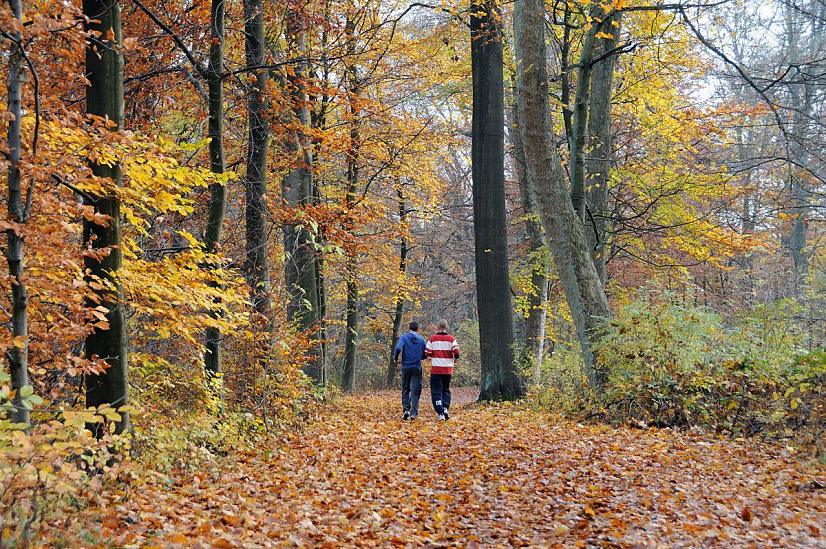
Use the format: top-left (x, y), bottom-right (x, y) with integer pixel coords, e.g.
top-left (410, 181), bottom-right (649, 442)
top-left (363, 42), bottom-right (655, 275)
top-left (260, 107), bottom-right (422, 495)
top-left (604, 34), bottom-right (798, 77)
top-left (425, 319), bottom-right (460, 420)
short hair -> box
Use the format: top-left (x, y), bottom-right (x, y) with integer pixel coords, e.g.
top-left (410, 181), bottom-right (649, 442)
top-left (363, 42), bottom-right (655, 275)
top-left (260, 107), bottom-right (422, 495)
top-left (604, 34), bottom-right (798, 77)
top-left (409, 321), bottom-right (419, 331)
top-left (437, 319), bottom-right (448, 331)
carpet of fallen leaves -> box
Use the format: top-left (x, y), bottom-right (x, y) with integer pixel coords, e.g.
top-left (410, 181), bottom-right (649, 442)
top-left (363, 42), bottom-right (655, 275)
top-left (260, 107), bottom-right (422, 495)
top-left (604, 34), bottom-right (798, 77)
top-left (84, 389), bottom-right (824, 547)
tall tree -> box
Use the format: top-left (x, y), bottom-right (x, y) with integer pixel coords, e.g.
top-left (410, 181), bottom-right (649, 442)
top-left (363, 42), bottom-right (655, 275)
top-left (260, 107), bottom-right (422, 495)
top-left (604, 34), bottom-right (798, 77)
top-left (585, 14), bottom-right (621, 284)
top-left (341, 14), bottom-right (360, 393)
top-left (512, 102), bottom-right (548, 384)
top-left (5, 0), bottom-right (30, 426)
top-left (283, 2), bottom-right (322, 382)
top-left (203, 0), bottom-right (228, 377)
top-left (385, 188), bottom-right (408, 388)
top-left (515, 0), bottom-right (610, 389)
top-left (782, 1), bottom-right (824, 294)
top-left (472, 0), bottom-right (524, 401)
top-left (83, 0), bottom-right (129, 433)
top-left (244, 0), bottom-right (272, 320)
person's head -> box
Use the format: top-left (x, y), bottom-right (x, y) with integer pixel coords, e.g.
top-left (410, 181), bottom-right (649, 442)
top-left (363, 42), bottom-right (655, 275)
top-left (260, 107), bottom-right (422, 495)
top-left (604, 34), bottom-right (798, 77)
top-left (409, 321), bottom-right (419, 332)
top-left (437, 319), bottom-right (448, 332)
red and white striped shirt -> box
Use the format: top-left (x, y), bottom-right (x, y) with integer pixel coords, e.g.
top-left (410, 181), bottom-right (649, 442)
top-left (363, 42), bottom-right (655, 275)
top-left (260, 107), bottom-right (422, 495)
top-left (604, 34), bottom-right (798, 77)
top-left (425, 332), bottom-right (460, 375)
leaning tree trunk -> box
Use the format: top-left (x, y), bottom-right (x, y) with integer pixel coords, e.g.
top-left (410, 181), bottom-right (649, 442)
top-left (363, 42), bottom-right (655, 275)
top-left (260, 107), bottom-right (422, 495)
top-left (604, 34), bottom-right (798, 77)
top-left (515, 0), bottom-right (610, 390)
top-left (243, 0), bottom-right (272, 322)
top-left (284, 5), bottom-right (322, 382)
top-left (83, 0), bottom-right (129, 434)
top-left (585, 14), bottom-right (621, 285)
top-left (472, 0), bottom-right (524, 401)
top-left (5, 0), bottom-right (30, 426)
top-left (385, 190), bottom-right (408, 388)
top-left (203, 0), bottom-right (227, 377)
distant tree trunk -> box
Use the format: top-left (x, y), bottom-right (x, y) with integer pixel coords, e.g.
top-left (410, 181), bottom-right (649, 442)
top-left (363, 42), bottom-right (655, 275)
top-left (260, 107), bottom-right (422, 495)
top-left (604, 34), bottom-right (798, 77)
top-left (309, 17), bottom-right (332, 385)
top-left (5, 0), bottom-right (29, 426)
top-left (315, 200), bottom-right (328, 385)
top-left (472, 0), bottom-right (524, 401)
top-left (243, 0), bottom-right (271, 320)
top-left (512, 101), bottom-right (547, 384)
top-left (385, 190), bottom-right (408, 388)
top-left (787, 82), bottom-right (813, 294)
top-left (83, 0), bottom-right (129, 433)
top-left (284, 5), bottom-right (322, 382)
top-left (341, 16), bottom-right (360, 393)
top-left (782, 1), bottom-right (824, 295)
top-left (585, 15), bottom-right (621, 285)
top-left (515, 0), bottom-right (610, 390)
top-left (203, 0), bottom-right (226, 377)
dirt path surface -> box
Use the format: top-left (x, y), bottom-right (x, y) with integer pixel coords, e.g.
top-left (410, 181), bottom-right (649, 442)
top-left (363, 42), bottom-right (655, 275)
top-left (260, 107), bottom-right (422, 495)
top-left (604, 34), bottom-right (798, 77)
top-left (101, 390), bottom-right (825, 547)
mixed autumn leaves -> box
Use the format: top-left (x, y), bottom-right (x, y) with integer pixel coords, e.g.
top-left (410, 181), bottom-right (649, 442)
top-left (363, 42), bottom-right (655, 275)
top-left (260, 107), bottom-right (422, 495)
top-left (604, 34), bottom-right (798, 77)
top-left (57, 390), bottom-right (823, 547)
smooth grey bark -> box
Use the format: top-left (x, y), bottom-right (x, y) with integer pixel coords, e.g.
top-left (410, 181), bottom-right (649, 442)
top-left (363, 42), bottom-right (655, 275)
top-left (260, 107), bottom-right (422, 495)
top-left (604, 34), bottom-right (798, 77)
top-left (341, 16), bottom-right (359, 393)
top-left (512, 102), bottom-right (548, 384)
top-left (585, 15), bottom-right (621, 285)
top-left (203, 0), bottom-right (226, 377)
top-left (283, 6), bottom-right (322, 382)
top-left (472, 0), bottom-right (524, 401)
top-left (385, 190), bottom-right (408, 388)
top-left (243, 0), bottom-right (271, 319)
top-left (515, 0), bottom-right (610, 390)
top-left (83, 0), bottom-right (129, 434)
top-left (569, 10), bottom-right (600, 219)
top-left (5, 0), bottom-right (29, 426)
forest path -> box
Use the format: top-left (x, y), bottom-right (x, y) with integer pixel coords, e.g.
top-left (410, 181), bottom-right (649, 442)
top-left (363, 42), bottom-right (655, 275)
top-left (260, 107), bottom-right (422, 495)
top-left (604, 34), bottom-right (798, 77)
top-left (107, 390), bottom-right (825, 547)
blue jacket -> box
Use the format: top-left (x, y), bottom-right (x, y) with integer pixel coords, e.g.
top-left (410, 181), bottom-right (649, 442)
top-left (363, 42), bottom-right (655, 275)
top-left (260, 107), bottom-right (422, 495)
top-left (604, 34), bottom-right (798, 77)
top-left (393, 331), bottom-right (427, 369)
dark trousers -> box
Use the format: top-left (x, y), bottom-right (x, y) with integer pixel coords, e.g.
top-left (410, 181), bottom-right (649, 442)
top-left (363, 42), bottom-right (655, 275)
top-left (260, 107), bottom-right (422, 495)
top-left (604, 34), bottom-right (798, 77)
top-left (430, 373), bottom-right (452, 415)
top-left (401, 366), bottom-right (422, 417)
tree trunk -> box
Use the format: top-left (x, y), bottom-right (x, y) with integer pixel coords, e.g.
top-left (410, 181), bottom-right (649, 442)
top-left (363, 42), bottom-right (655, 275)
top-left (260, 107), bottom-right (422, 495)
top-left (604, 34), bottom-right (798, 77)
top-left (83, 0), bottom-right (129, 433)
top-left (5, 0), bottom-right (29, 426)
top-left (385, 191), bottom-right (408, 388)
top-left (203, 0), bottom-right (226, 377)
top-left (569, 12), bottom-right (600, 219)
top-left (341, 16), bottom-right (360, 393)
top-left (342, 262), bottom-right (358, 392)
top-left (283, 5), bottom-right (322, 382)
top-left (515, 0), bottom-right (610, 390)
top-left (472, 0), bottom-right (524, 401)
top-left (243, 0), bottom-right (271, 321)
top-left (512, 100), bottom-right (547, 384)
top-left (585, 15), bottom-right (620, 285)
top-left (787, 78), bottom-right (813, 294)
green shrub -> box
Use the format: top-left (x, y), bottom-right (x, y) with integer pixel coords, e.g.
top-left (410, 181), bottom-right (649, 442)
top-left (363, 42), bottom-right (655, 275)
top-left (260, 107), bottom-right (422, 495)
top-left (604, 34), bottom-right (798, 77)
top-left (534, 293), bottom-right (825, 451)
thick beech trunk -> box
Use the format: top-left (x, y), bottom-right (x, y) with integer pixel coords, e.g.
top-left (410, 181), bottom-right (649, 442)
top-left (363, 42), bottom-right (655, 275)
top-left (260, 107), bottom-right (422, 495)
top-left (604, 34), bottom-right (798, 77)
top-left (472, 0), bottom-right (524, 401)
top-left (512, 102), bottom-right (547, 384)
top-left (5, 0), bottom-right (29, 426)
top-left (203, 0), bottom-right (226, 377)
top-left (83, 0), bottom-right (129, 433)
top-left (515, 0), bottom-right (610, 390)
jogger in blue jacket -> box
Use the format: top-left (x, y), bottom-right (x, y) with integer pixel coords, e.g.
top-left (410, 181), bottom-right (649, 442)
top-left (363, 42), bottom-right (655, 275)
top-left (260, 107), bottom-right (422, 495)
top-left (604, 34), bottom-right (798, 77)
top-left (393, 321), bottom-right (427, 420)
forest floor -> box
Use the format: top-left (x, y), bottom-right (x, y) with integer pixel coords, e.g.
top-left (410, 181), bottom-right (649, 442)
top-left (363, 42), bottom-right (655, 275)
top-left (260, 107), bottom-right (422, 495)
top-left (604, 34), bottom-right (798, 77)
top-left (87, 389), bottom-right (825, 547)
